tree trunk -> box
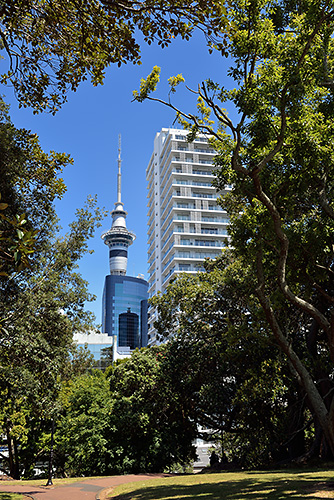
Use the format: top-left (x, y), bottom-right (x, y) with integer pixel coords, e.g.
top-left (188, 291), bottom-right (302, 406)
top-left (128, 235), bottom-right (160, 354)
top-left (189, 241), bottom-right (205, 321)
top-left (6, 426), bottom-right (20, 479)
top-left (256, 278), bottom-right (334, 456)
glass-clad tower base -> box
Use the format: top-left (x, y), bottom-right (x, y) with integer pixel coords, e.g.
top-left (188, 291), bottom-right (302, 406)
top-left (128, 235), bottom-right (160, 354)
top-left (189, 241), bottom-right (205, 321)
top-left (102, 275), bottom-right (148, 359)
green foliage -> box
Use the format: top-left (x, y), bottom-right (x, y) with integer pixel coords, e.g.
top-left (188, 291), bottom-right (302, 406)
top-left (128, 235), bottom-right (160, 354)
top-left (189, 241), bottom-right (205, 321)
top-left (152, 258), bottom-right (310, 467)
top-left (52, 349), bottom-right (197, 476)
top-left (168, 74), bottom-right (185, 94)
top-left (133, 66), bottom-right (161, 102)
top-left (0, 0), bottom-right (226, 113)
top-left (56, 372), bottom-right (112, 476)
top-left (107, 348), bottom-right (197, 473)
top-left (67, 344), bottom-right (95, 380)
top-left (0, 104), bottom-right (106, 477)
top-left (0, 102), bottom-right (69, 276)
top-left (0, 201), bottom-right (38, 275)
top-left (141, 0), bottom-right (334, 460)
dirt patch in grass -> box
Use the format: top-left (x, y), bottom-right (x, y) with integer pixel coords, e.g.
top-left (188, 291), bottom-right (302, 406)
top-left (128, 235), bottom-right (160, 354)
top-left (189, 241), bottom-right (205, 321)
top-left (306, 481), bottom-right (334, 498)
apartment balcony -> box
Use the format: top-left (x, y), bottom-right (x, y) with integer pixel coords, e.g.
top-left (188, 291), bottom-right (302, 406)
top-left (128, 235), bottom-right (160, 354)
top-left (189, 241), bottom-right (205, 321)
top-left (201, 216), bottom-right (229, 224)
top-left (174, 179), bottom-right (213, 188)
top-left (149, 265), bottom-right (156, 278)
top-left (191, 192), bottom-right (217, 199)
top-left (147, 230), bottom-right (155, 246)
top-left (160, 196), bottom-right (174, 222)
top-left (174, 250), bottom-right (221, 260)
top-left (162, 266), bottom-right (176, 286)
top-left (148, 259), bottom-right (156, 274)
top-left (148, 239), bottom-right (155, 255)
top-left (194, 148), bottom-right (215, 154)
top-left (161, 206), bottom-right (174, 230)
top-left (147, 181), bottom-right (154, 197)
top-left (173, 228), bottom-right (228, 236)
top-left (162, 266), bottom-right (206, 289)
top-left (147, 203), bottom-right (155, 218)
top-left (146, 161), bottom-right (155, 180)
top-left (148, 249), bottom-right (155, 264)
top-left (148, 279), bottom-right (156, 292)
top-left (148, 210), bottom-right (155, 226)
top-left (161, 231), bottom-right (173, 254)
top-left (191, 169), bottom-right (214, 176)
top-left (161, 241), bottom-right (174, 263)
top-left (162, 254), bottom-right (175, 273)
top-left (206, 205), bottom-right (225, 211)
top-left (161, 218), bottom-right (174, 241)
top-left (177, 238), bottom-right (226, 248)
top-left (147, 218), bottom-right (155, 234)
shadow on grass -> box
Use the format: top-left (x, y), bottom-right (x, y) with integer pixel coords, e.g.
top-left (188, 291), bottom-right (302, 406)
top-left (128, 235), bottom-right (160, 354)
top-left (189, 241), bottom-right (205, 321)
top-left (109, 477), bottom-right (334, 500)
top-left (0, 490), bottom-right (42, 500)
top-left (0, 495), bottom-right (29, 500)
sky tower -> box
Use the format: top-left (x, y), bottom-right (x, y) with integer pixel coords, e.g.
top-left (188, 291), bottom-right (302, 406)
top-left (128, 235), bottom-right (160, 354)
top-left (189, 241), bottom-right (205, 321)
top-left (101, 135), bottom-right (135, 275)
top-left (101, 135), bottom-right (148, 361)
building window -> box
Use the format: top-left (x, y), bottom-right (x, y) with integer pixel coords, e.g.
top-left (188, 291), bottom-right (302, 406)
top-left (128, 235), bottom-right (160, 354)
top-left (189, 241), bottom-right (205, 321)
top-left (119, 308), bottom-right (139, 349)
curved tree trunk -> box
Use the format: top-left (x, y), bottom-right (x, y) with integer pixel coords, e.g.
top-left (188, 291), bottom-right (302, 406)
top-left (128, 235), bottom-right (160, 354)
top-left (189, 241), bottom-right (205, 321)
top-left (256, 255), bottom-right (334, 456)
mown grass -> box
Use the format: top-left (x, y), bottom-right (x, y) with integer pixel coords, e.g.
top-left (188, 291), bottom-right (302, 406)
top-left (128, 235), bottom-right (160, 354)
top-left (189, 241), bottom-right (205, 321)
top-left (0, 494), bottom-right (30, 500)
top-left (106, 470), bottom-right (334, 500)
top-left (0, 475), bottom-right (105, 487)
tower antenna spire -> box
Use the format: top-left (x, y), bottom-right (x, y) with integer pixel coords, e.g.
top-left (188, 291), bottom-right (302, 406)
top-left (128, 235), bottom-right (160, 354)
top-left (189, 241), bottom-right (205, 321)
top-left (101, 134), bottom-right (135, 276)
top-left (117, 134), bottom-right (122, 204)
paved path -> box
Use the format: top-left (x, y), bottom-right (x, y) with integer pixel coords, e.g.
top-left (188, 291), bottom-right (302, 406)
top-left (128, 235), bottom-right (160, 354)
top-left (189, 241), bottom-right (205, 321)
top-left (0, 474), bottom-right (170, 500)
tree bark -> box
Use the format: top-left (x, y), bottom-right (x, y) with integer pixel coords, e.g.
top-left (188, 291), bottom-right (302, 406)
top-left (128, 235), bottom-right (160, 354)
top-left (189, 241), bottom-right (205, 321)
top-left (256, 251), bottom-right (334, 456)
top-left (6, 425), bottom-right (20, 479)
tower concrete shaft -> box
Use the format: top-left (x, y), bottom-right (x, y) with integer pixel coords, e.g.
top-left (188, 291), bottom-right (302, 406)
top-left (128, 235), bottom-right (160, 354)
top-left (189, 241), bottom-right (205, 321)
top-left (102, 135), bottom-right (135, 275)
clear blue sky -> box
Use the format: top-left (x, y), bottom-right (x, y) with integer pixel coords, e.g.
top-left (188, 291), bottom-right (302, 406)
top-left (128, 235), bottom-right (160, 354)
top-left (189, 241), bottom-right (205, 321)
top-left (3, 30), bottom-right (234, 326)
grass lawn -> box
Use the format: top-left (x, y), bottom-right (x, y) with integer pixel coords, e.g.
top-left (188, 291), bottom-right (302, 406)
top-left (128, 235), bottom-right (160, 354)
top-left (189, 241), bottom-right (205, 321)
top-left (105, 470), bottom-right (334, 500)
top-left (0, 494), bottom-right (31, 500)
top-left (0, 475), bottom-right (105, 487)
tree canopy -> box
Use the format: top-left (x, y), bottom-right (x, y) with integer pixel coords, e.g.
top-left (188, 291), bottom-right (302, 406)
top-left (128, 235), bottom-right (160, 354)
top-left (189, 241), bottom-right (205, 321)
top-left (151, 257), bottom-right (312, 466)
top-left (0, 0), bottom-right (225, 113)
top-left (0, 98), bottom-right (69, 276)
top-left (136, 0), bottom-right (334, 459)
top-left (107, 347), bottom-right (197, 473)
top-left (0, 194), bottom-right (104, 478)
top-left (0, 99), bottom-right (106, 477)
top-left (51, 348), bottom-right (197, 476)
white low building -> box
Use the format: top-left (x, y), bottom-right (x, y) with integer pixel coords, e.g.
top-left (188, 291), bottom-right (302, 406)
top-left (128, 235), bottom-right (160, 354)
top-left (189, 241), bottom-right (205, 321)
top-left (73, 331), bottom-right (115, 366)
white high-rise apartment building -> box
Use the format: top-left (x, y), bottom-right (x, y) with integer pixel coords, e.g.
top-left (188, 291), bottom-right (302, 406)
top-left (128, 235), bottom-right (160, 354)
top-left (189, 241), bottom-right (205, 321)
top-left (146, 128), bottom-right (230, 345)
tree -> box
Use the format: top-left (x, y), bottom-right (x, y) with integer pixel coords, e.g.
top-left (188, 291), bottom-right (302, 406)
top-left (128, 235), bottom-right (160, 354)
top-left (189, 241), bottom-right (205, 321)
top-left (135, 0), bottom-right (334, 458)
top-left (15, 343), bottom-right (95, 479)
top-left (0, 0), bottom-right (225, 113)
top-left (0, 111), bottom-right (105, 477)
top-left (53, 348), bottom-right (197, 476)
top-left (151, 257), bottom-right (312, 467)
top-left (0, 97), bottom-right (69, 277)
top-left (107, 347), bottom-right (197, 473)
top-left (55, 371), bottom-right (113, 476)
top-left (0, 195), bottom-right (104, 478)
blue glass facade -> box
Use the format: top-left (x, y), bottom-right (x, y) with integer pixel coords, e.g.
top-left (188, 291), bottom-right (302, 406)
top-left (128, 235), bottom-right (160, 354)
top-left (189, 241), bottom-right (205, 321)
top-left (102, 275), bottom-right (148, 355)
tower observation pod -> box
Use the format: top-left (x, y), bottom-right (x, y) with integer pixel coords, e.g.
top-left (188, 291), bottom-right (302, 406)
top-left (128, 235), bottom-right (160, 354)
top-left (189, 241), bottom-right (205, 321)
top-left (102, 136), bottom-right (135, 275)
